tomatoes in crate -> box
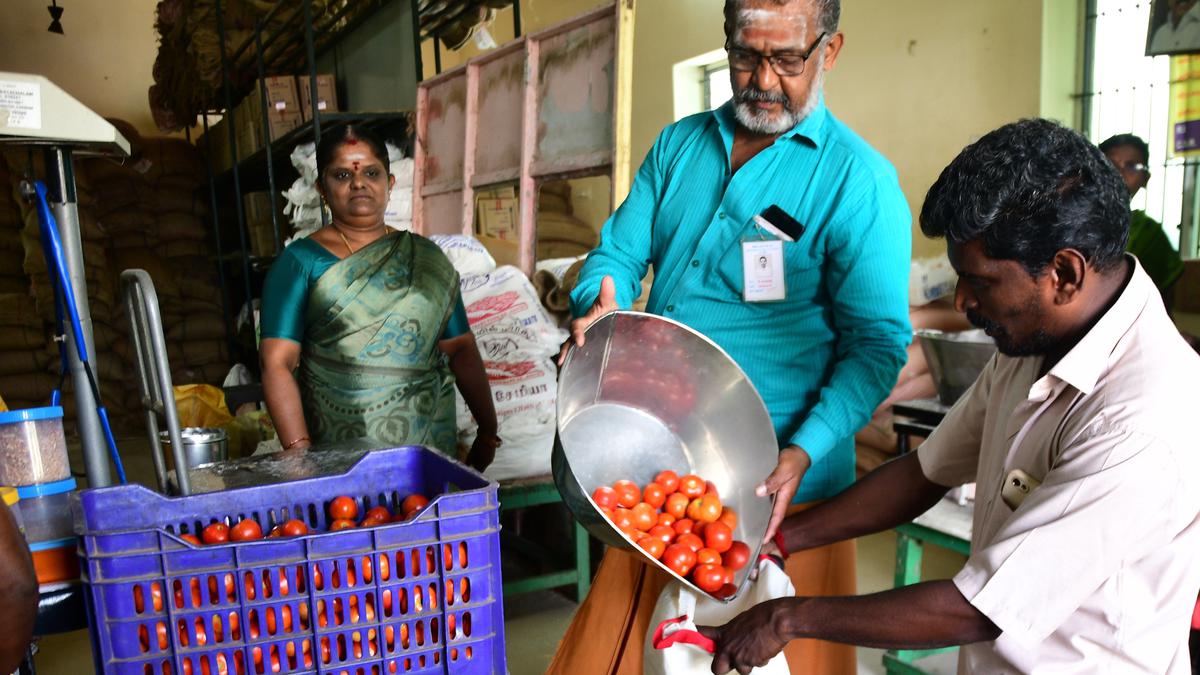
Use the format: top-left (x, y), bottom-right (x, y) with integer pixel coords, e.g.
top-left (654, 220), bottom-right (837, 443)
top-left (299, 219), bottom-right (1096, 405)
top-left (329, 496), bottom-right (359, 521)
top-left (230, 519), bottom-right (263, 542)
top-left (280, 520), bottom-right (309, 537)
top-left (329, 519), bottom-right (356, 531)
top-left (401, 494), bottom-right (429, 517)
top-left (201, 523), bottom-right (230, 545)
top-left (181, 534), bottom-right (202, 546)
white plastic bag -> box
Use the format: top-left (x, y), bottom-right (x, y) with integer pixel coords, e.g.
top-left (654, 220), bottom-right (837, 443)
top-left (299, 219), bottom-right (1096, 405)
top-left (430, 234), bottom-right (498, 277)
top-left (453, 265), bottom-right (566, 481)
top-left (909, 255), bottom-right (958, 306)
top-left (645, 558), bottom-right (793, 675)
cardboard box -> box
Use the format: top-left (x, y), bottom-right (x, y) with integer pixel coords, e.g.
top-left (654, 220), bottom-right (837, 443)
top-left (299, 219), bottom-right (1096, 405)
top-left (475, 185), bottom-right (518, 240)
top-left (243, 92), bottom-right (303, 145)
top-left (298, 74), bottom-right (339, 121)
top-left (254, 76), bottom-right (300, 117)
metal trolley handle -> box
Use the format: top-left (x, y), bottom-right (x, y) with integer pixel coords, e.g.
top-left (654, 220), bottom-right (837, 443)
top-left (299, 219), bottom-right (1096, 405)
top-left (120, 270), bottom-right (192, 496)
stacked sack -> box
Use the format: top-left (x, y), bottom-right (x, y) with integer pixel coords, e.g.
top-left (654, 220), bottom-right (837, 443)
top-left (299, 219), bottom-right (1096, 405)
top-left (0, 165), bottom-right (52, 410)
top-left (282, 141), bottom-right (414, 244)
top-left (432, 235), bottom-right (567, 482)
top-left (536, 180), bottom-right (598, 260)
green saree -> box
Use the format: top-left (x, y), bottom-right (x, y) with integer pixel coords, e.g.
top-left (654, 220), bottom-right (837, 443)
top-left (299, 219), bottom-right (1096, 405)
top-left (297, 231), bottom-right (459, 452)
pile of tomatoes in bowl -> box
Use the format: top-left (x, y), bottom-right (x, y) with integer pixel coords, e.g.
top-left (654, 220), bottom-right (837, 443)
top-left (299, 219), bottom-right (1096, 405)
top-left (592, 470), bottom-right (751, 598)
top-left (179, 493), bottom-right (431, 546)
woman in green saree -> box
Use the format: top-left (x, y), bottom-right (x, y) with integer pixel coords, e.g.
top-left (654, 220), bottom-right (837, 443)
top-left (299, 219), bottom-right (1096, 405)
top-left (260, 125), bottom-right (499, 471)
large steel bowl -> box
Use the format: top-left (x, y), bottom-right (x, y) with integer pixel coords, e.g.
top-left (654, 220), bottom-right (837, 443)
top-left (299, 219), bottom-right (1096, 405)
top-left (915, 328), bottom-right (997, 405)
top-left (552, 311), bottom-right (778, 600)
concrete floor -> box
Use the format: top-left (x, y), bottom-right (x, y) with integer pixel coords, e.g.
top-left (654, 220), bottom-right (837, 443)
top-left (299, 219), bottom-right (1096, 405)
top-left (32, 436), bottom-right (968, 674)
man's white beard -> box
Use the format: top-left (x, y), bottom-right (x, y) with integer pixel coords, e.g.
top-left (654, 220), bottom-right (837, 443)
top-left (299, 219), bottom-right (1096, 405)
top-left (732, 64), bottom-right (825, 135)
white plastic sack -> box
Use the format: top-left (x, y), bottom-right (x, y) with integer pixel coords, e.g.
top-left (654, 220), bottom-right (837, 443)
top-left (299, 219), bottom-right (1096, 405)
top-left (454, 265), bottom-right (566, 481)
top-left (431, 235), bottom-right (497, 277)
top-left (645, 558), bottom-right (793, 675)
top-left (909, 255), bottom-right (958, 306)
top-left (534, 255), bottom-right (586, 282)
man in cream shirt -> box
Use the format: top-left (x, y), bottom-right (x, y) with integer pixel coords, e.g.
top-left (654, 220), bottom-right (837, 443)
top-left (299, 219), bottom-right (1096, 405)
top-left (698, 118), bottom-right (1200, 673)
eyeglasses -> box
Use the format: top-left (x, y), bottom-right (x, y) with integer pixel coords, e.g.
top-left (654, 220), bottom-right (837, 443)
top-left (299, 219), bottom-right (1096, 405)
top-left (726, 31), bottom-right (828, 77)
top-left (1114, 161), bottom-right (1149, 175)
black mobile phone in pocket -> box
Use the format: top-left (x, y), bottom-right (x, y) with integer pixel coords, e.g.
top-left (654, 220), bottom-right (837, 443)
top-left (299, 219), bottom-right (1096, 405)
top-left (760, 205), bottom-right (806, 241)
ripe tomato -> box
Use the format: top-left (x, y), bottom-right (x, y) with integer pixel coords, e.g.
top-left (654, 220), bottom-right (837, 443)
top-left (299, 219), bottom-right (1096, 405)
top-left (723, 566), bottom-right (735, 585)
top-left (591, 486), bottom-right (618, 509)
top-left (267, 526), bottom-right (284, 538)
top-left (401, 494), bottom-right (429, 516)
top-left (705, 481), bottom-right (720, 499)
top-left (692, 494), bottom-right (722, 523)
top-left (648, 524), bottom-right (676, 546)
top-left (696, 547), bottom-right (722, 565)
top-left (641, 482), bottom-right (666, 509)
top-left (281, 519), bottom-right (309, 537)
top-left (713, 583), bottom-right (737, 600)
top-left (230, 519), bottom-right (263, 542)
top-left (703, 521), bottom-right (733, 553)
top-left (612, 480), bottom-right (641, 509)
top-left (672, 518), bottom-right (695, 536)
top-left (675, 533), bottom-right (704, 552)
top-left (329, 519), bottom-right (356, 531)
top-left (662, 544), bottom-right (697, 577)
top-left (599, 506), bottom-right (615, 521)
top-left (630, 503), bottom-right (657, 531)
top-left (664, 493), bottom-right (689, 520)
top-left (691, 563), bottom-right (726, 593)
top-left (360, 516), bottom-right (388, 528)
top-left (653, 470), bottom-right (679, 494)
top-left (610, 508), bottom-right (634, 532)
top-left (656, 512), bottom-right (676, 528)
top-left (364, 506), bottom-right (392, 522)
top-left (329, 496), bottom-right (359, 521)
top-left (718, 507), bottom-right (738, 530)
top-left (636, 535), bottom-right (665, 559)
top-left (723, 541), bottom-right (751, 571)
top-left (201, 523), bottom-right (230, 545)
top-left (181, 534), bottom-right (203, 546)
top-left (678, 474), bottom-right (706, 499)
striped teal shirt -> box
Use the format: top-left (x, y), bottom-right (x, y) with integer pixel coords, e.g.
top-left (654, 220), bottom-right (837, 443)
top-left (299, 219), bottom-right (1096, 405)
top-left (570, 99), bottom-right (912, 501)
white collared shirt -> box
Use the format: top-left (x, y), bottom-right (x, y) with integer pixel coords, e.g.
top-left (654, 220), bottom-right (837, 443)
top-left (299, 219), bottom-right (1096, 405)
top-left (918, 257), bottom-right (1200, 673)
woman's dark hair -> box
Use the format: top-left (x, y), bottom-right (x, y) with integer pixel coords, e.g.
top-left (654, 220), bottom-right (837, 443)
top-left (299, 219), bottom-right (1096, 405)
top-left (1098, 133), bottom-right (1150, 165)
top-left (315, 124), bottom-right (390, 185)
top-left (920, 118), bottom-right (1130, 276)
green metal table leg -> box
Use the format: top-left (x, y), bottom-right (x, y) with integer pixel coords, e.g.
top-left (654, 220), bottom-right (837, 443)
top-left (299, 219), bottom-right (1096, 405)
top-left (574, 520), bottom-right (590, 601)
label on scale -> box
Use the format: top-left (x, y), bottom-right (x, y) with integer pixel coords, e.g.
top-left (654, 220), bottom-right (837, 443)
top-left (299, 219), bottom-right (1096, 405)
top-left (0, 80), bottom-right (42, 130)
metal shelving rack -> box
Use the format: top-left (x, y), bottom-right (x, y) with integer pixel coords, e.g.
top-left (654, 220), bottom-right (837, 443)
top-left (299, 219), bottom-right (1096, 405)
top-left (198, 0), bottom-right (419, 362)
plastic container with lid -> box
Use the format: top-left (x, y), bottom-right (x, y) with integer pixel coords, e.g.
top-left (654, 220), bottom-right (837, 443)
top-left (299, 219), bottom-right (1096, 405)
top-left (18, 477), bottom-right (79, 584)
top-left (0, 406), bottom-right (69, 487)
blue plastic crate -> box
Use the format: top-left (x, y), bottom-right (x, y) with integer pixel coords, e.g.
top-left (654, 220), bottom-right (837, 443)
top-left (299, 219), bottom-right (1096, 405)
top-left (72, 446), bottom-right (505, 675)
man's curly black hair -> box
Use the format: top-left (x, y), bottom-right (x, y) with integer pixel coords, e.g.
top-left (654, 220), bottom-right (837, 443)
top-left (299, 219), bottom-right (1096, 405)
top-left (920, 118), bottom-right (1130, 276)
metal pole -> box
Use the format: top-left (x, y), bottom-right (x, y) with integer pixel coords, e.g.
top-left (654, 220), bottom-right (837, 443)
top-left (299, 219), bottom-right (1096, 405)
top-left (513, 0), bottom-right (522, 38)
top-left (255, 21), bottom-right (284, 254)
top-left (215, 0), bottom-right (256, 337)
top-left (201, 113), bottom-right (236, 360)
top-left (1182, 160), bottom-right (1200, 260)
top-left (434, 39), bottom-right (442, 74)
top-left (411, 0), bottom-right (423, 83)
top-left (304, 0), bottom-right (328, 227)
top-left (44, 147), bottom-right (110, 487)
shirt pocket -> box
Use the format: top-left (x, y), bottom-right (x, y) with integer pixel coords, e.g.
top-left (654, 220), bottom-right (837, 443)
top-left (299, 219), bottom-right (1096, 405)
top-left (715, 236), bottom-right (822, 300)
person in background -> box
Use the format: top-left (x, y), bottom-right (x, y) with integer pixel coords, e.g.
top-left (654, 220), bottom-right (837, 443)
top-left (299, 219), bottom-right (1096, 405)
top-left (260, 124), bottom-right (500, 471)
top-left (699, 118), bottom-right (1200, 674)
top-left (1099, 133), bottom-right (1183, 303)
top-left (0, 499), bottom-right (36, 673)
top-left (551, 0), bottom-right (911, 671)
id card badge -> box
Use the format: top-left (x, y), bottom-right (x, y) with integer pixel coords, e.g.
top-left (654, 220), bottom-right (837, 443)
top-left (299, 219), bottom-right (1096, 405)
top-left (742, 239), bottom-right (786, 302)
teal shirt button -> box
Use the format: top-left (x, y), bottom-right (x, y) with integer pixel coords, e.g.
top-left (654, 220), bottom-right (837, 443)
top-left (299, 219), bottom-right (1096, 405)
top-left (666, 305), bottom-right (675, 312)
top-left (717, 212), bottom-right (727, 219)
top-left (691, 260), bottom-right (700, 267)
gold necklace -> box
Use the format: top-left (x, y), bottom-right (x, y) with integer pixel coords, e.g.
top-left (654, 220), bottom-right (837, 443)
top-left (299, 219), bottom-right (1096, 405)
top-left (333, 225), bottom-right (355, 256)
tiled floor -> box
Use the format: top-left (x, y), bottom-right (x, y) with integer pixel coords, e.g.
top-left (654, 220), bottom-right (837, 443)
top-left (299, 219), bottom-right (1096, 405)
top-left (31, 437), bottom-right (969, 674)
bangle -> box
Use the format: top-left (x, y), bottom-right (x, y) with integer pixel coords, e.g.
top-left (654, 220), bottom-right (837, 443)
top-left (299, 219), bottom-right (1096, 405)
top-left (772, 529), bottom-right (790, 559)
top-left (284, 436), bottom-right (310, 450)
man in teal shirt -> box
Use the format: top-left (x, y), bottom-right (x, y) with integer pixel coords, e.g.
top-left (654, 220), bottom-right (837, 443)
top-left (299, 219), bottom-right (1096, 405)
top-left (552, 1), bottom-right (910, 672)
